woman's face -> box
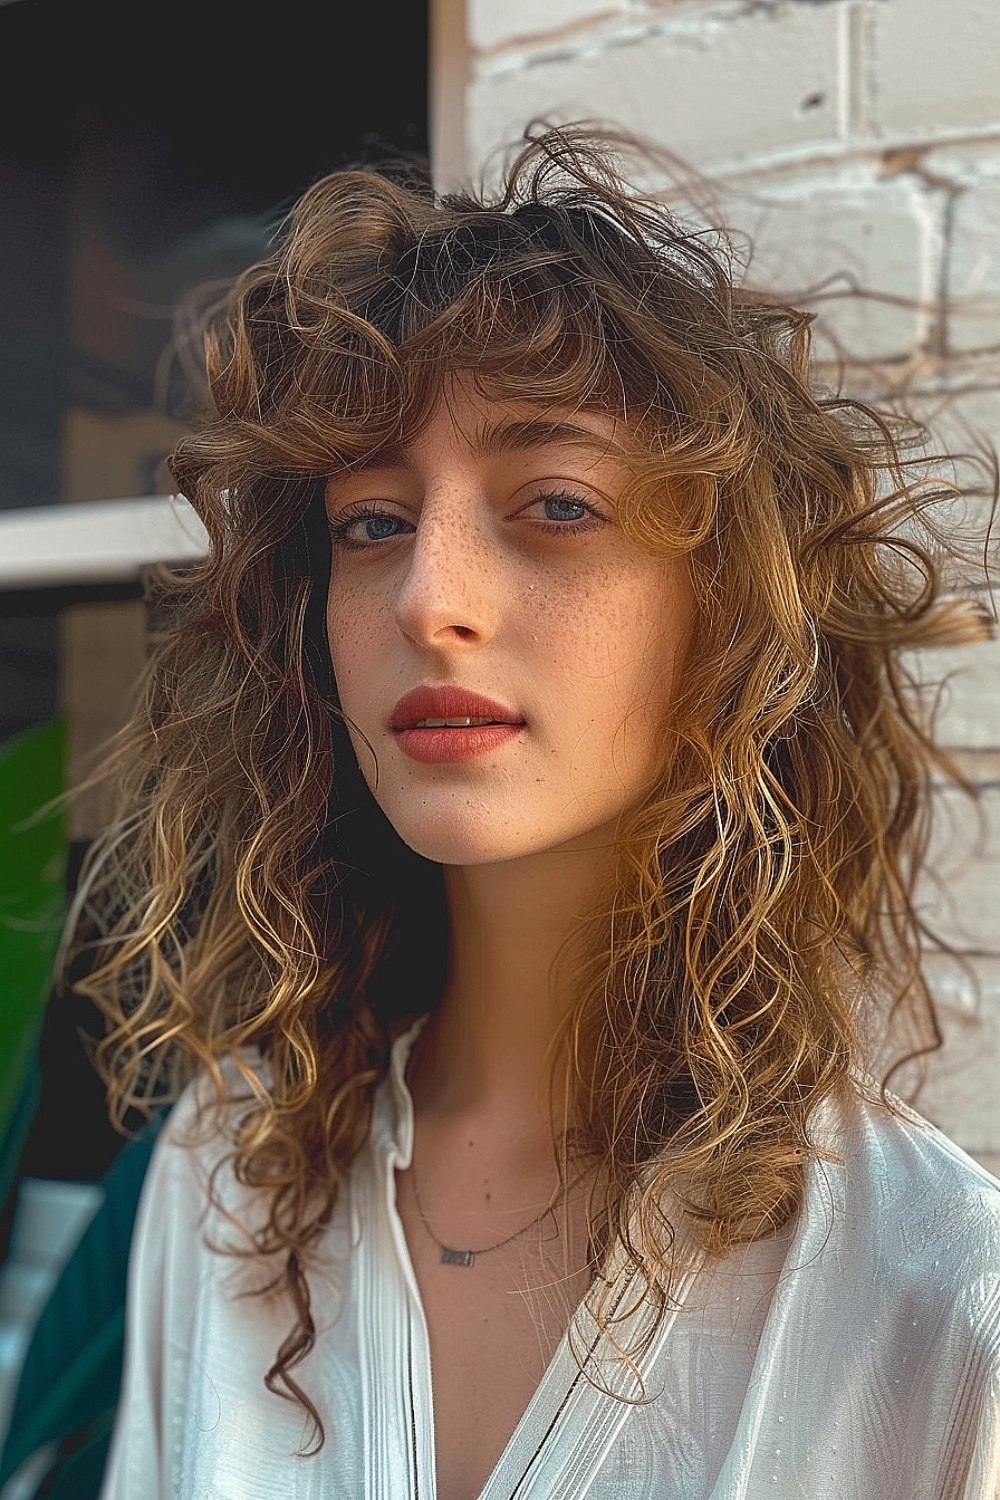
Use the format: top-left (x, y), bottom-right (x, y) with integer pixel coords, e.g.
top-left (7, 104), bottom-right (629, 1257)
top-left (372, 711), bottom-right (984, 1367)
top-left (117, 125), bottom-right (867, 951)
top-left (325, 380), bottom-right (693, 867)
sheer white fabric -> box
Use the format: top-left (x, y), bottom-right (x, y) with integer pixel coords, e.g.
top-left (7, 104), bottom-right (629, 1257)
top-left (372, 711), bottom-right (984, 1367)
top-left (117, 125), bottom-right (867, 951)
top-left (100, 1021), bottom-right (1000, 1499)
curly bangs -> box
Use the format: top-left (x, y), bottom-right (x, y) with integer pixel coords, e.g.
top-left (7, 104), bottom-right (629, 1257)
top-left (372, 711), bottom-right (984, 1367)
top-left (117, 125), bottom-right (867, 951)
top-left (172, 131), bottom-right (785, 489)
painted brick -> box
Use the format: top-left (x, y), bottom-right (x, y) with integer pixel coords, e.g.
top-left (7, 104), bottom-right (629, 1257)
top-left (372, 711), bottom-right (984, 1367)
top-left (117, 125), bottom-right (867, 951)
top-left (469, 0), bottom-right (623, 53)
top-left (908, 386), bottom-right (1000, 460)
top-left (946, 178), bottom-right (1000, 355)
top-left (874, 0), bottom-right (1000, 138)
top-left (922, 140), bottom-right (1000, 188)
top-left (917, 785), bottom-right (1000, 954)
top-left (901, 386), bottom-right (1000, 546)
top-left (923, 951), bottom-right (1000, 1019)
top-left (916, 986), bottom-right (1000, 1155)
top-left (870, 955), bottom-right (1000, 1156)
top-left (468, 3), bottom-right (843, 181)
top-left (905, 628), bottom-right (1000, 752)
top-left (737, 170), bottom-right (926, 360)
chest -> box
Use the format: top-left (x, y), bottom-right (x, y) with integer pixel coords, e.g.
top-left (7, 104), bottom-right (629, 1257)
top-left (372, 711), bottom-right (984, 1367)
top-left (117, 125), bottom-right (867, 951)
top-left (393, 1166), bottom-right (595, 1500)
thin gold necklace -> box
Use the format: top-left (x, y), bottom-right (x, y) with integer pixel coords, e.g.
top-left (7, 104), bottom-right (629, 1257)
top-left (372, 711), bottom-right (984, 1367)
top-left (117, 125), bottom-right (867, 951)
top-left (409, 1162), bottom-right (580, 1268)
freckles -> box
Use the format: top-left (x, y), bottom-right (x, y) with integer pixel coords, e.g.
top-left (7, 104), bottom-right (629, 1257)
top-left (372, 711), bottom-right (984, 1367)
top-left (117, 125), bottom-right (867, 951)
top-left (327, 574), bottom-right (386, 684)
top-left (327, 572), bottom-right (369, 620)
top-left (426, 524), bottom-right (484, 581)
top-left (521, 566), bottom-right (597, 635)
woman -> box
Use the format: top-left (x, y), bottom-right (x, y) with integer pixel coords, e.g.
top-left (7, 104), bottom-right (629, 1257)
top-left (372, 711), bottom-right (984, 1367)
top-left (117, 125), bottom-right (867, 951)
top-left (77, 128), bottom-right (1000, 1498)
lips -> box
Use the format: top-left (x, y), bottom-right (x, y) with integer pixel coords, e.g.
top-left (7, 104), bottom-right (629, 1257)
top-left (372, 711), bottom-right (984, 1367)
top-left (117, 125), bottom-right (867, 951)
top-left (388, 685), bottom-right (527, 765)
top-left (389, 685), bottom-right (524, 732)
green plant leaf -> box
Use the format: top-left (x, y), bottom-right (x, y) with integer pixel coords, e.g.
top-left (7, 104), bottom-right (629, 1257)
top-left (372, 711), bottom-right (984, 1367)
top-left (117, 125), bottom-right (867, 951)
top-left (0, 721), bottom-right (67, 1161)
top-left (0, 1110), bottom-right (166, 1490)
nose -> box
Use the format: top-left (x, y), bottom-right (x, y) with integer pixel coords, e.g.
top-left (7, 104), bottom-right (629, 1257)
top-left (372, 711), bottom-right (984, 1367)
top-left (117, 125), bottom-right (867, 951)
top-left (392, 490), bottom-right (500, 650)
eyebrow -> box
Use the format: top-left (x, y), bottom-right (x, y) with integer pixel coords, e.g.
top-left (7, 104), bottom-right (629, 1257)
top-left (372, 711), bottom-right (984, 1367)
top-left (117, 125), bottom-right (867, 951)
top-left (477, 417), bottom-right (625, 458)
top-left (332, 417), bottom-right (628, 476)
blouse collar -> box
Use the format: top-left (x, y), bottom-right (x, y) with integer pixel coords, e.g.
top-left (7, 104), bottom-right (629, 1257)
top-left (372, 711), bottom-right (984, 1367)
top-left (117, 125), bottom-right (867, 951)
top-left (372, 1014), bottom-right (430, 1170)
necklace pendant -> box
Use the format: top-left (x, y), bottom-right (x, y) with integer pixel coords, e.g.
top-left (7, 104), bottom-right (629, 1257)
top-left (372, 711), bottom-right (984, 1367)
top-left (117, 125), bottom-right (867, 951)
top-left (440, 1246), bottom-right (475, 1267)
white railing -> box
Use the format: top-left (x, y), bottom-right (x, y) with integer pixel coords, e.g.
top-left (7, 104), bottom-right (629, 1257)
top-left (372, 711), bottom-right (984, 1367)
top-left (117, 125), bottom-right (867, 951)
top-left (0, 497), bottom-right (209, 590)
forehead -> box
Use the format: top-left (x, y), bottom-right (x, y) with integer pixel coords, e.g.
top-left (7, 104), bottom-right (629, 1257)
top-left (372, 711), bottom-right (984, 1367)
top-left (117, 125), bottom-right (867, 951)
top-left (330, 382), bottom-right (634, 480)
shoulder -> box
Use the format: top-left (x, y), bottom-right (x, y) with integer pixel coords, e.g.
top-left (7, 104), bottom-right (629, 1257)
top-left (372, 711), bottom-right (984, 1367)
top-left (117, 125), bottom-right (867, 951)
top-left (136, 1047), bottom-right (276, 1250)
top-left (800, 1083), bottom-right (1000, 1321)
top-left (686, 1091), bottom-right (1000, 1494)
top-left (822, 1085), bottom-right (1000, 1235)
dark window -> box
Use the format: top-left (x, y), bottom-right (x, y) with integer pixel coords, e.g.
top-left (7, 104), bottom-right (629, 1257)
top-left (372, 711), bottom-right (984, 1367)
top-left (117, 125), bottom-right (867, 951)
top-left (1, 0), bottom-right (427, 1181)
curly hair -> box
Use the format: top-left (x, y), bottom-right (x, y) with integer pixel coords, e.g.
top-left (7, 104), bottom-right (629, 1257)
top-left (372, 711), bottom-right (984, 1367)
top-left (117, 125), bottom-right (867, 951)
top-left (66, 125), bottom-right (995, 1452)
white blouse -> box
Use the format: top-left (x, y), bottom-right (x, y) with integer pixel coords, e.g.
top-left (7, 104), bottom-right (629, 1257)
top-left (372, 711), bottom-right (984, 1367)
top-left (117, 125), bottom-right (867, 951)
top-left (100, 1020), bottom-right (1000, 1500)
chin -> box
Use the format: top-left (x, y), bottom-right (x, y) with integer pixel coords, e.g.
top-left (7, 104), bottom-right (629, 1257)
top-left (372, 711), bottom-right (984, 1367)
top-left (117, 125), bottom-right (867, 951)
top-left (368, 785), bottom-right (539, 866)
top-left (387, 814), bottom-right (528, 868)
top-left (373, 791), bottom-right (615, 868)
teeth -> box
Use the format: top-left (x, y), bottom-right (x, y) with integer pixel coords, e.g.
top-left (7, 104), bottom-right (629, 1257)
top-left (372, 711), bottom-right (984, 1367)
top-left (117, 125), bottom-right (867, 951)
top-left (414, 717), bottom-right (499, 728)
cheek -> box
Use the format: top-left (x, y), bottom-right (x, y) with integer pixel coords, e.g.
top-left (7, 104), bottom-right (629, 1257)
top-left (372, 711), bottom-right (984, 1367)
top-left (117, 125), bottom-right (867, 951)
top-left (640, 568), bottom-right (693, 726)
top-left (597, 564), bottom-right (694, 764)
top-left (534, 559), bottom-right (690, 706)
top-left (518, 560), bottom-right (626, 666)
top-left (326, 577), bottom-right (379, 707)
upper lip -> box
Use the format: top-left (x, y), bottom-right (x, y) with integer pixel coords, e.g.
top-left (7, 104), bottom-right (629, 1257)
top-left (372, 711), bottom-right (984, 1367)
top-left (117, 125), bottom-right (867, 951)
top-left (389, 685), bottom-right (525, 731)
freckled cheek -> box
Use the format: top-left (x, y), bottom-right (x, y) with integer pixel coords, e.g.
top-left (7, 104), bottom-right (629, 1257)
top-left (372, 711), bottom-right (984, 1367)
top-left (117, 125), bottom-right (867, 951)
top-left (633, 573), bottom-right (695, 738)
top-left (516, 568), bottom-right (619, 659)
top-left (525, 577), bottom-right (651, 687)
top-left (583, 571), bottom-right (690, 729)
top-left (326, 581), bottom-right (389, 711)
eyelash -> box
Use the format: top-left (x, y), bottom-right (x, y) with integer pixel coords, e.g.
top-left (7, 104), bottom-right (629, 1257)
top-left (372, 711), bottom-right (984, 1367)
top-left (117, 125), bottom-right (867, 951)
top-left (326, 505), bottom-right (407, 549)
top-left (327, 490), bottom-right (606, 551)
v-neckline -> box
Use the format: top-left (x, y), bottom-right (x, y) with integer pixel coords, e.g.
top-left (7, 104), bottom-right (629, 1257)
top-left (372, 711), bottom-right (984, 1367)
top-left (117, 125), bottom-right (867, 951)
top-left (375, 1019), bottom-right (703, 1500)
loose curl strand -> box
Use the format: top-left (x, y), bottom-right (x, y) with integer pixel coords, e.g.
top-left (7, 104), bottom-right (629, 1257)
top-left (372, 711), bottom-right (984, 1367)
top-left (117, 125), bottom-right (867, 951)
top-left (64, 124), bottom-right (996, 1451)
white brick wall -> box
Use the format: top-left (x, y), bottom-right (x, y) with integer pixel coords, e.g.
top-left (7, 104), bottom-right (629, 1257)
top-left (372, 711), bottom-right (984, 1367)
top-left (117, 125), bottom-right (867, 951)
top-left (467, 0), bottom-right (623, 52)
top-left (948, 177), bottom-right (1000, 352)
top-left (468, 4), bottom-right (845, 181)
top-left (432, 0), bottom-right (1000, 1160)
top-left (921, 785), bottom-right (1000, 954)
top-left (734, 165), bottom-right (928, 360)
top-left (874, 0), bottom-right (1000, 137)
top-left (908, 629), bottom-right (1000, 753)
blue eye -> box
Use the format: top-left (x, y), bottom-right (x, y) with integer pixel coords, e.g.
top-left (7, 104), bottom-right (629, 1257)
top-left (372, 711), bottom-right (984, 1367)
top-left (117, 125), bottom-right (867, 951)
top-left (527, 490), bottom-right (605, 535)
top-left (327, 489), bottom-right (606, 551)
top-left (541, 493), bottom-right (589, 522)
top-left (328, 507), bottom-right (411, 548)
top-left (360, 515), bottom-right (404, 540)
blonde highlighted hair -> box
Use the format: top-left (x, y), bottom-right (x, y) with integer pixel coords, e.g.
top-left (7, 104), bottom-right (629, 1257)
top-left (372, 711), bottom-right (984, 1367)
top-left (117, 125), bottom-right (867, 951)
top-left (67, 126), bottom-right (994, 1450)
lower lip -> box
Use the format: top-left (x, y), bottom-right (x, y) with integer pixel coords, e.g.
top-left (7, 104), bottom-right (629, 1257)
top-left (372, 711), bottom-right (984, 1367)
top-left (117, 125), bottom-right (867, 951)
top-left (394, 723), bottom-right (524, 764)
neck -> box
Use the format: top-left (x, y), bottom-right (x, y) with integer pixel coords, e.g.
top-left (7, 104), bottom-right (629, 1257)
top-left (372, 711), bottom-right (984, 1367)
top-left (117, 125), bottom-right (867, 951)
top-left (406, 832), bottom-right (615, 1151)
